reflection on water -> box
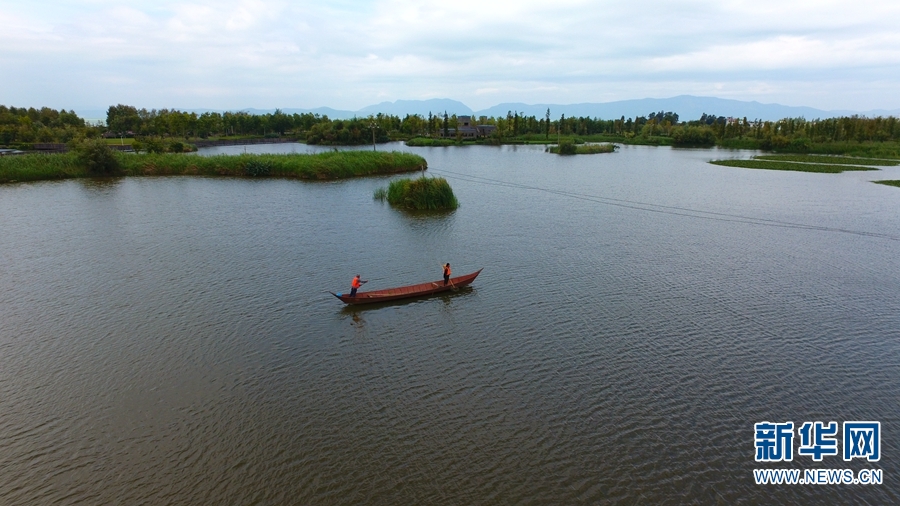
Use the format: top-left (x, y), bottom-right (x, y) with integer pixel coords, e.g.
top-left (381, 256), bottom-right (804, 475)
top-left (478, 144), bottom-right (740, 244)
top-left (338, 286), bottom-right (477, 314)
top-left (1, 144), bottom-right (899, 504)
top-left (78, 176), bottom-right (125, 190)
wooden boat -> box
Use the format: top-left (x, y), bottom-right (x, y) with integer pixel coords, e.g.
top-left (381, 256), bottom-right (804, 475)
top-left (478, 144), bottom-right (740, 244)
top-left (331, 268), bottom-right (483, 305)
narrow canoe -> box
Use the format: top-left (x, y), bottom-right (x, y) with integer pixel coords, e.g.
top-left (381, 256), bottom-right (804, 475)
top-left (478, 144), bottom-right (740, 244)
top-left (331, 268), bottom-right (483, 305)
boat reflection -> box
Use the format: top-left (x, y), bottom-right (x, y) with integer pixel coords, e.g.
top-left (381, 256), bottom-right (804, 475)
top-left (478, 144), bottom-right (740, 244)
top-left (338, 286), bottom-right (475, 312)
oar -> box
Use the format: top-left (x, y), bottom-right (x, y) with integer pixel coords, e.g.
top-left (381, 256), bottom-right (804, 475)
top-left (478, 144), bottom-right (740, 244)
top-left (347, 278), bottom-right (367, 297)
top-left (330, 277), bottom-right (371, 298)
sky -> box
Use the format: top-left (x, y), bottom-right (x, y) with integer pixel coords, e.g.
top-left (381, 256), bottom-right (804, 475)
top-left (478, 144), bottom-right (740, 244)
top-left (3, 0), bottom-right (900, 114)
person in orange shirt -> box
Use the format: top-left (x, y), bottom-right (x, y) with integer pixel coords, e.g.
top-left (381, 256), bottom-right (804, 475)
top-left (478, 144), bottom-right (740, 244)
top-left (442, 263), bottom-right (451, 286)
top-left (350, 274), bottom-right (367, 297)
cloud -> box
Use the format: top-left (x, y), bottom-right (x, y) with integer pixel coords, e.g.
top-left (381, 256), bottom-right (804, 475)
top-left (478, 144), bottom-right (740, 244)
top-left (1, 0), bottom-right (900, 111)
top-left (643, 34), bottom-right (900, 75)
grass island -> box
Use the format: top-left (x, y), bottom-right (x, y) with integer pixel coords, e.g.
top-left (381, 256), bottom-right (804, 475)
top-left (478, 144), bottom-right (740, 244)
top-left (708, 154), bottom-right (889, 174)
top-left (547, 140), bottom-right (618, 155)
top-left (0, 149), bottom-right (427, 184)
top-left (374, 176), bottom-right (459, 211)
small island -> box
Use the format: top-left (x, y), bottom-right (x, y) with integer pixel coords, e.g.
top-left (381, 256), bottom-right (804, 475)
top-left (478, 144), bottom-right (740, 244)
top-left (547, 139), bottom-right (617, 155)
top-left (0, 139), bottom-right (427, 183)
top-left (374, 176), bottom-right (459, 210)
top-left (708, 154), bottom-right (891, 174)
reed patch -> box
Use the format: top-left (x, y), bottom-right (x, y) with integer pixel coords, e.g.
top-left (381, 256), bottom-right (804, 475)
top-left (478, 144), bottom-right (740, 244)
top-left (709, 159), bottom-right (877, 173)
top-left (374, 176), bottom-right (459, 210)
top-left (0, 150), bottom-right (427, 183)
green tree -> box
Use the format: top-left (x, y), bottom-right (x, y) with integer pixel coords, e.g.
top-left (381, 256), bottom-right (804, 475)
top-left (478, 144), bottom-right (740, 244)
top-left (72, 137), bottom-right (120, 175)
top-left (671, 126), bottom-right (716, 146)
top-left (106, 104), bottom-right (141, 135)
top-left (545, 108), bottom-right (551, 139)
top-left (269, 109), bottom-right (291, 135)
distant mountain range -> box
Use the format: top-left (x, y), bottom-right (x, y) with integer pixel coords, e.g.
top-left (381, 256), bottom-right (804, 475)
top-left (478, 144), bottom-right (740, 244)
top-left (473, 96), bottom-right (900, 123)
top-left (75, 96), bottom-right (900, 123)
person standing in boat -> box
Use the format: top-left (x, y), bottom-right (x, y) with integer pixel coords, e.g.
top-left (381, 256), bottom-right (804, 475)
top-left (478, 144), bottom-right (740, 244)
top-left (442, 263), bottom-right (451, 286)
top-left (350, 274), bottom-right (366, 297)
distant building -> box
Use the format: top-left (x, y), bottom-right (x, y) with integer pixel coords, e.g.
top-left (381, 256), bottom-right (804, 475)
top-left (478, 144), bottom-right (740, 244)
top-left (440, 116), bottom-right (496, 138)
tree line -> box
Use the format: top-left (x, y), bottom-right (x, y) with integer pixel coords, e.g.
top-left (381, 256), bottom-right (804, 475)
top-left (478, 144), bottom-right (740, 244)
top-left (3, 103), bottom-right (899, 150)
top-left (0, 105), bottom-right (94, 144)
top-left (681, 113), bottom-right (900, 149)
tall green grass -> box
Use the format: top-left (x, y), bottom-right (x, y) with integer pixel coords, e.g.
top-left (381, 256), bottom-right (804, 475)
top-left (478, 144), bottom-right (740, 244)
top-left (873, 180), bottom-right (900, 188)
top-left (405, 137), bottom-right (457, 147)
top-left (375, 176), bottom-right (459, 210)
top-left (0, 150), bottom-right (427, 183)
top-left (716, 139), bottom-right (900, 157)
top-left (805, 141), bottom-right (900, 158)
top-left (754, 154), bottom-right (899, 166)
top-left (0, 153), bottom-right (84, 183)
top-left (548, 142), bottom-right (617, 154)
top-left (709, 159), bottom-right (877, 173)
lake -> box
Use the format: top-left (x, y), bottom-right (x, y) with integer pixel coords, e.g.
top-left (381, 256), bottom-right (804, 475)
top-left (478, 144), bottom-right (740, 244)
top-left (1, 142), bottom-right (898, 504)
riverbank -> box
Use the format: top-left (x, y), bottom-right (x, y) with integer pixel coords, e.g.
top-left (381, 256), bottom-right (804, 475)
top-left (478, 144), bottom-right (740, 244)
top-left (0, 150), bottom-right (427, 183)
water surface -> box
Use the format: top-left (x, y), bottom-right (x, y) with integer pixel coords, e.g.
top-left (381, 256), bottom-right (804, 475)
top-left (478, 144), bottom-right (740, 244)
top-left (1, 143), bottom-right (898, 504)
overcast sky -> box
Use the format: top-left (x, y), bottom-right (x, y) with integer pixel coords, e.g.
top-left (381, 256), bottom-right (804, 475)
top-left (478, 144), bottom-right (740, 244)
top-left (3, 0), bottom-right (899, 114)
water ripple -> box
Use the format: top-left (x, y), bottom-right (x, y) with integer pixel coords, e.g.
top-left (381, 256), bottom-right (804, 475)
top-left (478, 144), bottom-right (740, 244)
top-left (1, 146), bottom-right (898, 504)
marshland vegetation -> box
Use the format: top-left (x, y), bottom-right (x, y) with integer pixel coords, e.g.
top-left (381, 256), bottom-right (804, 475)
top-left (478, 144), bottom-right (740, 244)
top-left (374, 176), bottom-right (459, 211)
top-left (4, 104), bottom-right (900, 158)
top-left (547, 140), bottom-right (617, 154)
top-left (752, 154), bottom-right (899, 166)
top-left (0, 144), bottom-right (426, 183)
top-left (708, 153), bottom-right (900, 174)
top-left (709, 158), bottom-right (877, 173)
